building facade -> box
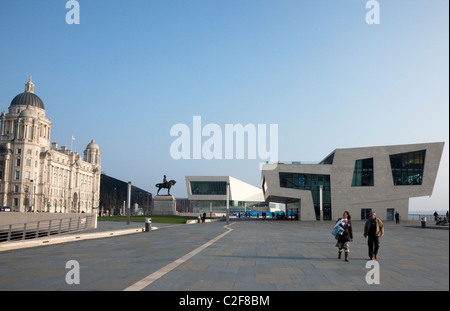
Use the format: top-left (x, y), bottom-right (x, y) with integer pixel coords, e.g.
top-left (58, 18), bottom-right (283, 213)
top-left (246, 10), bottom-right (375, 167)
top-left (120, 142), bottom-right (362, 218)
top-left (0, 78), bottom-right (101, 213)
top-left (261, 142), bottom-right (445, 221)
top-left (99, 173), bottom-right (152, 216)
top-left (185, 176), bottom-right (266, 213)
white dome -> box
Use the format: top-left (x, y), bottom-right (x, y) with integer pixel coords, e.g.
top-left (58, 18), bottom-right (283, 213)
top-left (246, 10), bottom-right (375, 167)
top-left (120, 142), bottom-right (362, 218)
top-left (86, 140), bottom-right (100, 150)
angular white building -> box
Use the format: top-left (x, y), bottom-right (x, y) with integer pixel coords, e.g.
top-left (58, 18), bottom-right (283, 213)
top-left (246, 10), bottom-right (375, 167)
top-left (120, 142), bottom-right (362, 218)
top-left (0, 78), bottom-right (101, 213)
top-left (185, 176), bottom-right (265, 213)
top-left (261, 142), bottom-right (445, 221)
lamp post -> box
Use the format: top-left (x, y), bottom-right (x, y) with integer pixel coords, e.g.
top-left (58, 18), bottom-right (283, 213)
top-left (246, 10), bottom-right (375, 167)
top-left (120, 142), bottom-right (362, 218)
top-left (146, 192), bottom-right (151, 216)
top-left (127, 182), bottom-right (131, 225)
top-left (319, 185), bottom-right (323, 223)
top-left (226, 182), bottom-right (230, 225)
top-left (113, 187), bottom-right (117, 217)
top-left (29, 180), bottom-right (34, 212)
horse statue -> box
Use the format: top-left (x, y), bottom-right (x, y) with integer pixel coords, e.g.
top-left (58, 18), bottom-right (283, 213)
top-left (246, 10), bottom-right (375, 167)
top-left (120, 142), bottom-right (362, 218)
top-left (155, 179), bottom-right (176, 195)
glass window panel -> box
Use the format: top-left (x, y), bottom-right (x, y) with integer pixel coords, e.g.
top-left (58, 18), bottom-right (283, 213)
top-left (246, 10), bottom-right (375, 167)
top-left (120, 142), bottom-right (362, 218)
top-left (389, 150), bottom-right (426, 185)
top-left (190, 181), bottom-right (227, 195)
top-left (352, 158), bottom-right (374, 187)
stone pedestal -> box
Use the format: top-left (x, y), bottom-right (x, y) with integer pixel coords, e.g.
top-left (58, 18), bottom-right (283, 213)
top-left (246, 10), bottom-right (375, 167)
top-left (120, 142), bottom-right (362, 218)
top-left (152, 195), bottom-right (177, 216)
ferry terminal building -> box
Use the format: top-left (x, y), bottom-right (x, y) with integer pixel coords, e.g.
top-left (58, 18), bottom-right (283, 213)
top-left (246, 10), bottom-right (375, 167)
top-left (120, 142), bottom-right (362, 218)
top-left (187, 142), bottom-right (444, 221)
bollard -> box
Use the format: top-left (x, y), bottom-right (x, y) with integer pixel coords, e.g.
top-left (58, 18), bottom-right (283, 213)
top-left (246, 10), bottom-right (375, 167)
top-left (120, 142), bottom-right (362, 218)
top-left (145, 218), bottom-right (152, 232)
top-left (421, 217), bottom-right (426, 228)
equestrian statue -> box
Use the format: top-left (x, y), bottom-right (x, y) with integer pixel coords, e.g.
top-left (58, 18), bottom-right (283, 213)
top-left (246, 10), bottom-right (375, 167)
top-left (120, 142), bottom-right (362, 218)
top-left (155, 175), bottom-right (176, 195)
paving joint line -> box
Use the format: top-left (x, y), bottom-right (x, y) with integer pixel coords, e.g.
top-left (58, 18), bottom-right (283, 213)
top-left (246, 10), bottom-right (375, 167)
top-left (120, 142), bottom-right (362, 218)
top-left (123, 223), bottom-right (235, 291)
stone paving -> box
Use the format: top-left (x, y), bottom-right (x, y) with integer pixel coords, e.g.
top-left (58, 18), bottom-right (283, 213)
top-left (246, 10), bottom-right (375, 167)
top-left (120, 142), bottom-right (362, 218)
top-left (0, 219), bottom-right (447, 291)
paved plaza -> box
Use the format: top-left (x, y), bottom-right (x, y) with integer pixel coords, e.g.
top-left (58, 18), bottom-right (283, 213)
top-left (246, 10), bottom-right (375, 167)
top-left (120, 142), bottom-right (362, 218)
top-left (0, 218), bottom-right (448, 291)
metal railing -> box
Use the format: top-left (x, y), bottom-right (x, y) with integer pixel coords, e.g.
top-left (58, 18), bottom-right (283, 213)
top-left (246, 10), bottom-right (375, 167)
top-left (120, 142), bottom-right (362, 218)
top-left (408, 214), bottom-right (434, 221)
top-left (407, 214), bottom-right (448, 221)
top-left (0, 215), bottom-right (96, 243)
top-left (408, 214), bottom-right (449, 225)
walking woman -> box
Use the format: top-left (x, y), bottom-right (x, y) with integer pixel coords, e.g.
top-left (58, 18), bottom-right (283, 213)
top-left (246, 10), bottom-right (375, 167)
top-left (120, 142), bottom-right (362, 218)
top-left (335, 211), bottom-right (353, 262)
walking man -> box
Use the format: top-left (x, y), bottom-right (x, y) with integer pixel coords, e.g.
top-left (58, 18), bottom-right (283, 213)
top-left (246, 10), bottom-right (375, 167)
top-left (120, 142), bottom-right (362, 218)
top-left (364, 211), bottom-right (384, 260)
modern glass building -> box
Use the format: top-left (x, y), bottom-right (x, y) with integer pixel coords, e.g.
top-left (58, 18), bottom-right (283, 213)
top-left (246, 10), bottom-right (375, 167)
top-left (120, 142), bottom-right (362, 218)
top-left (279, 173), bottom-right (331, 220)
top-left (261, 142), bottom-right (444, 221)
top-left (185, 176), bottom-right (266, 214)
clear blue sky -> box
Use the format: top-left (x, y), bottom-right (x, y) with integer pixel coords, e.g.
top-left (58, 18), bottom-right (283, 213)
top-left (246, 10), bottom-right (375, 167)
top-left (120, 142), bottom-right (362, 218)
top-left (1, 0), bottom-right (448, 212)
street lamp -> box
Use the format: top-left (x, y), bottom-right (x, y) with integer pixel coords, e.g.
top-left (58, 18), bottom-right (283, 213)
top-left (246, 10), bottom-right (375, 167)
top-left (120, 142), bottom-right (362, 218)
top-left (319, 185), bottom-right (323, 223)
top-left (29, 180), bottom-right (34, 212)
top-left (127, 182), bottom-right (131, 225)
top-left (226, 182), bottom-right (230, 225)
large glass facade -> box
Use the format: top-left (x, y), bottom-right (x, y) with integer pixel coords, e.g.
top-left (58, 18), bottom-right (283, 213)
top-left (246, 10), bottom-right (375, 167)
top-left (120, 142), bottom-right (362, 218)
top-left (351, 158), bottom-right (374, 186)
top-left (389, 150), bottom-right (426, 185)
top-left (279, 172), bottom-right (331, 220)
top-left (190, 181), bottom-right (227, 195)
top-left (189, 180), bottom-right (267, 213)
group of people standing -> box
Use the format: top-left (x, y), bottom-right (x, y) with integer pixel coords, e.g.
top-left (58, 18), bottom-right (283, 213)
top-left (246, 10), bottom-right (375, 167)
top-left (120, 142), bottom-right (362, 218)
top-left (334, 211), bottom-right (384, 262)
top-left (433, 210), bottom-right (449, 225)
top-left (198, 212), bottom-right (207, 223)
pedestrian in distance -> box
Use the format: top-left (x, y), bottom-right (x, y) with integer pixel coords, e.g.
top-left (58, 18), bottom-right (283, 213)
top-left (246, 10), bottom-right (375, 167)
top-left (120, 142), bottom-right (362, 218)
top-left (433, 211), bottom-right (440, 224)
top-left (335, 211), bottom-right (353, 262)
top-left (364, 211), bottom-right (384, 260)
top-left (395, 211), bottom-right (400, 224)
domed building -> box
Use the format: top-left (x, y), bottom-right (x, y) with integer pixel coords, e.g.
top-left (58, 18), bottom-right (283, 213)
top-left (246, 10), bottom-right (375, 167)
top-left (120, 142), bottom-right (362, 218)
top-left (0, 78), bottom-right (101, 213)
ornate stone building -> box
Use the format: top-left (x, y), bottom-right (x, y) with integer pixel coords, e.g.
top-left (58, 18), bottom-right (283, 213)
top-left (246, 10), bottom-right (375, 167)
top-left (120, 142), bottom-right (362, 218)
top-left (0, 78), bottom-right (101, 213)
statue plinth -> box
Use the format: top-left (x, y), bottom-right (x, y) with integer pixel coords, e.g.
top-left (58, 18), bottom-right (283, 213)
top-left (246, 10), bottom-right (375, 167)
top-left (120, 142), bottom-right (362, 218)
top-left (151, 195), bottom-right (177, 216)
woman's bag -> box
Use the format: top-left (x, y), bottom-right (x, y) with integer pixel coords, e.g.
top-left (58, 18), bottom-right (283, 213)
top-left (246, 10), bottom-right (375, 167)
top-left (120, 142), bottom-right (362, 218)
top-left (332, 225), bottom-right (344, 237)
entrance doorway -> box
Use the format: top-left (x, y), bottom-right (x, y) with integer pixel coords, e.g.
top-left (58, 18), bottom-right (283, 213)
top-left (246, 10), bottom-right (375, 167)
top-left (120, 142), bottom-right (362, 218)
top-left (386, 208), bottom-right (394, 221)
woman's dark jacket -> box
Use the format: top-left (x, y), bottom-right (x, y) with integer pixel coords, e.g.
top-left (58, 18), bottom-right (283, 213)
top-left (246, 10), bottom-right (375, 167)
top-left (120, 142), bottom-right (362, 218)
top-left (337, 219), bottom-right (353, 243)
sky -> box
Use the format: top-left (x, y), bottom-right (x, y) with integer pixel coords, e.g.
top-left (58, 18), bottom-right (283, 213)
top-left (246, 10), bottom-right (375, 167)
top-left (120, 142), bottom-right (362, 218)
top-left (0, 0), bottom-right (448, 212)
